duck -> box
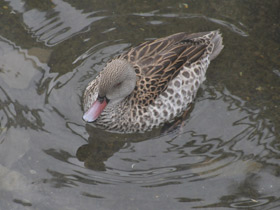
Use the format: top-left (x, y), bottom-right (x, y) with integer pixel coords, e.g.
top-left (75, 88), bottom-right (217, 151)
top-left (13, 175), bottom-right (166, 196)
top-left (83, 30), bottom-right (223, 133)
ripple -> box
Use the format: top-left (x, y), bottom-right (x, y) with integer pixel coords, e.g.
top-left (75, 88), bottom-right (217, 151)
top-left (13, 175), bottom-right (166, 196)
top-left (147, 20), bottom-right (164, 25)
top-left (273, 69), bottom-right (280, 77)
top-left (230, 197), bottom-right (271, 208)
top-left (8, 0), bottom-right (107, 46)
top-left (73, 42), bottom-right (130, 65)
top-left (132, 9), bottom-right (248, 37)
top-left (207, 17), bottom-right (248, 37)
top-left (107, 167), bottom-right (177, 178)
top-left (180, 14), bottom-right (248, 36)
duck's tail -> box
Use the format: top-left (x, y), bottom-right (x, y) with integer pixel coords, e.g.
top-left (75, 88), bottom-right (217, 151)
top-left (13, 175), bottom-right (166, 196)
top-left (209, 30), bottom-right (224, 61)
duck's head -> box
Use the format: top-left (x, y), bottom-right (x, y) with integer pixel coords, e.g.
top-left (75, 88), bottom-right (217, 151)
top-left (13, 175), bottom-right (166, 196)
top-left (83, 59), bottom-right (136, 122)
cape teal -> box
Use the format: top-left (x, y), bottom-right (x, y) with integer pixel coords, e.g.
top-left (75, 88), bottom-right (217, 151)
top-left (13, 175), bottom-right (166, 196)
top-left (83, 30), bottom-right (224, 133)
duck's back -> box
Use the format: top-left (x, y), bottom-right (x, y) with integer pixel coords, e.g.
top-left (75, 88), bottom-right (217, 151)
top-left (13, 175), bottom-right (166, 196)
top-left (83, 31), bottom-right (223, 133)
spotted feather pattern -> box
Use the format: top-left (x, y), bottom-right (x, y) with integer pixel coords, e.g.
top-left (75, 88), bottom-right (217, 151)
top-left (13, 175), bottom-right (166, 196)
top-left (83, 30), bottom-right (223, 133)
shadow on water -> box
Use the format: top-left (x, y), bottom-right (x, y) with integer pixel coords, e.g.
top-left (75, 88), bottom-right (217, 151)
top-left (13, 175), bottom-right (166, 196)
top-left (76, 125), bottom-right (155, 171)
top-left (0, 0), bottom-right (280, 209)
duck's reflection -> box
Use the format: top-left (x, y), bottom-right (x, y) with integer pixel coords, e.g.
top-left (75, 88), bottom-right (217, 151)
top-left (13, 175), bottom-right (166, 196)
top-left (76, 128), bottom-right (126, 171)
top-left (76, 124), bottom-right (165, 171)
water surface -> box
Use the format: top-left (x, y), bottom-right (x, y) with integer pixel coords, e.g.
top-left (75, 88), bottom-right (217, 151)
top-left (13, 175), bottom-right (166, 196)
top-left (0, 0), bottom-right (280, 209)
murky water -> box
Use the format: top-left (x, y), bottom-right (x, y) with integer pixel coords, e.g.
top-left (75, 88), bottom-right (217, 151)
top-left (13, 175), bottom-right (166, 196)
top-left (0, 0), bottom-right (280, 209)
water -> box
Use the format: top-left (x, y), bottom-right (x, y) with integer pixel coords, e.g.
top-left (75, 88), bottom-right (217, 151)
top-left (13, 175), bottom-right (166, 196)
top-left (0, 0), bottom-right (280, 209)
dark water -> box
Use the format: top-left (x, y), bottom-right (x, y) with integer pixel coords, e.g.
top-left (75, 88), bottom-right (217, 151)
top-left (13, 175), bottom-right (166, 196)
top-left (0, 0), bottom-right (280, 209)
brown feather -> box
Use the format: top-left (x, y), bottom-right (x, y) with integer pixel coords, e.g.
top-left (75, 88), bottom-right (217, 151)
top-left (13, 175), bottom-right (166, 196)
top-left (119, 32), bottom-right (209, 106)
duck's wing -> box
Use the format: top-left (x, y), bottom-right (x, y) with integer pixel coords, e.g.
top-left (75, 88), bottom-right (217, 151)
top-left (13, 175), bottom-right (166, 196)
top-left (119, 32), bottom-right (211, 106)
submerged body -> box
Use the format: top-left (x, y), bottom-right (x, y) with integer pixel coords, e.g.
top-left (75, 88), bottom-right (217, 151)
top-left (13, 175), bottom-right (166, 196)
top-left (83, 31), bottom-right (223, 133)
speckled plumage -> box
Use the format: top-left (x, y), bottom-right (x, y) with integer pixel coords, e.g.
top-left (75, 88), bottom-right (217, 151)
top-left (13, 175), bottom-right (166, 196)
top-left (83, 30), bottom-right (223, 133)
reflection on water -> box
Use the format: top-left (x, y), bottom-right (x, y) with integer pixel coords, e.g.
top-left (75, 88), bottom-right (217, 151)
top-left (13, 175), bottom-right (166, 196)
top-left (0, 0), bottom-right (280, 209)
top-left (8, 0), bottom-right (106, 46)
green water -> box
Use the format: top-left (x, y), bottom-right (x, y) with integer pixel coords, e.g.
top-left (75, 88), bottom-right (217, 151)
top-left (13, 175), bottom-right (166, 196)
top-left (0, 0), bottom-right (279, 209)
